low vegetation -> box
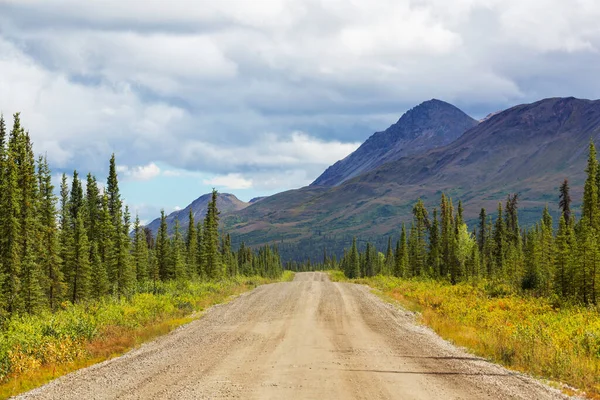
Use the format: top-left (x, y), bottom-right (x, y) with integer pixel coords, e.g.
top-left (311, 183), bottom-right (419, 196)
top-left (0, 114), bottom-right (290, 397)
top-left (0, 272), bottom-right (293, 398)
top-left (350, 276), bottom-right (599, 398)
top-left (318, 142), bottom-right (600, 397)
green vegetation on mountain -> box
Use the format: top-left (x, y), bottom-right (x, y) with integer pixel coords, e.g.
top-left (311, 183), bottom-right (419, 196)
top-left (221, 97), bottom-right (600, 262)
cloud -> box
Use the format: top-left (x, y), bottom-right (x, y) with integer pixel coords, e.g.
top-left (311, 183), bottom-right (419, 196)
top-left (2, 0), bottom-right (600, 222)
top-left (180, 132), bottom-right (361, 172)
top-left (117, 162), bottom-right (161, 181)
top-left (203, 173), bottom-right (253, 190)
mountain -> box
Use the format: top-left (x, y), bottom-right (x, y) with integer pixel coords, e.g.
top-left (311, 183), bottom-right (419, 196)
top-left (145, 193), bottom-right (248, 236)
top-left (311, 99), bottom-right (478, 187)
top-left (222, 97), bottom-right (600, 260)
top-left (249, 197), bottom-right (266, 204)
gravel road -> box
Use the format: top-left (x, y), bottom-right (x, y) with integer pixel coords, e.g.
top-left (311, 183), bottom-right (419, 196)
top-left (17, 272), bottom-right (572, 399)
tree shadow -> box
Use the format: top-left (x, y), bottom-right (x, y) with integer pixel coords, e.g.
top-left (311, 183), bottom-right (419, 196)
top-left (343, 369), bottom-right (511, 377)
top-left (398, 356), bottom-right (485, 362)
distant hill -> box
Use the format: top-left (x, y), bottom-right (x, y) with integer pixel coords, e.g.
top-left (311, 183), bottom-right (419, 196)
top-left (222, 97), bottom-right (600, 260)
top-left (145, 193), bottom-right (248, 236)
top-left (311, 99), bottom-right (478, 186)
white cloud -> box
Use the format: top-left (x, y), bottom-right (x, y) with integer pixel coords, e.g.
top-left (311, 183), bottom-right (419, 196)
top-left (180, 132), bottom-right (361, 171)
top-left (203, 173), bottom-right (253, 190)
top-left (117, 162), bottom-right (161, 181)
top-left (2, 0), bottom-right (600, 207)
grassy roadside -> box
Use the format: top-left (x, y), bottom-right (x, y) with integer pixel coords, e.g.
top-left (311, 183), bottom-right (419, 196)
top-left (0, 272), bottom-right (294, 399)
top-left (329, 271), bottom-right (599, 399)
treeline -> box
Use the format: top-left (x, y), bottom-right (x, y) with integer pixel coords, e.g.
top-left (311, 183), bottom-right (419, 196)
top-left (329, 140), bottom-right (600, 305)
top-left (0, 114), bottom-right (283, 320)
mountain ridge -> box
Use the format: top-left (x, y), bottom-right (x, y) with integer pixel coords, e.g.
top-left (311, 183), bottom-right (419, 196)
top-left (145, 192), bottom-right (248, 236)
top-left (222, 96), bottom-right (600, 260)
top-left (311, 99), bottom-right (478, 187)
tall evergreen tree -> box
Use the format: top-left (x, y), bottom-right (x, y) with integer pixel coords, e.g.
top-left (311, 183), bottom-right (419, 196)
top-left (185, 209), bottom-right (198, 277)
top-left (559, 178), bottom-right (572, 225)
top-left (156, 210), bottom-right (170, 280)
top-left (37, 156), bottom-right (63, 310)
top-left (133, 215), bottom-right (149, 282)
top-left (493, 202), bottom-right (506, 274)
top-left (18, 131), bottom-right (44, 313)
top-left (68, 211), bottom-right (91, 303)
top-left (554, 215), bottom-right (573, 298)
top-left (85, 173), bottom-right (100, 243)
top-left (385, 237), bottom-right (394, 275)
top-left (89, 242), bottom-right (108, 299)
top-left (478, 208), bottom-right (487, 252)
top-left (171, 218), bottom-right (186, 280)
top-left (94, 193), bottom-right (111, 298)
top-left (347, 237), bottom-right (360, 279)
top-left (412, 199), bottom-right (429, 276)
top-left (582, 140), bottom-right (599, 229)
top-left (106, 154), bottom-right (122, 226)
top-left (1, 113), bottom-right (24, 313)
top-left (429, 209), bottom-right (441, 277)
top-left (58, 174), bottom-right (72, 302)
top-left (203, 190), bottom-right (222, 280)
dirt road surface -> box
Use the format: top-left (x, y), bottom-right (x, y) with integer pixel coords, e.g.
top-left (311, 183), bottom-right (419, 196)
top-left (18, 272), bottom-right (571, 399)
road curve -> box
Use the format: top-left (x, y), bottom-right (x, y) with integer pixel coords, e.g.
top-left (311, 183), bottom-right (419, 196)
top-left (18, 272), bottom-right (570, 400)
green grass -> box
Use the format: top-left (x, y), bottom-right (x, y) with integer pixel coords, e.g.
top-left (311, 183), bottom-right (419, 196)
top-left (0, 272), bottom-right (294, 399)
top-left (334, 273), bottom-right (599, 399)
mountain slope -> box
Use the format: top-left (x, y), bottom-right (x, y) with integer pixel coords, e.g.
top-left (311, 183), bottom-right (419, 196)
top-left (311, 99), bottom-right (478, 187)
top-left (223, 97), bottom-right (600, 259)
top-left (146, 193), bottom-right (248, 235)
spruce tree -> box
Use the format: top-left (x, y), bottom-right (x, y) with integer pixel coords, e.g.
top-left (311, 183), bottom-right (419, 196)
top-left (69, 211), bottom-right (91, 303)
top-left (539, 206), bottom-right (555, 295)
top-left (365, 242), bottom-right (374, 277)
top-left (429, 209), bottom-right (441, 277)
top-left (559, 178), bottom-right (572, 225)
top-left (171, 218), bottom-right (186, 280)
top-left (412, 199), bottom-right (429, 276)
top-left (94, 193), bottom-right (111, 298)
top-left (156, 210), bottom-right (170, 280)
top-left (385, 237), bottom-right (394, 275)
top-left (554, 215), bottom-right (573, 298)
top-left (203, 189), bottom-right (222, 280)
top-left (478, 208), bottom-right (486, 252)
top-left (90, 241), bottom-right (109, 299)
top-left (1, 114), bottom-right (24, 313)
top-left (106, 154), bottom-right (122, 225)
top-left (133, 215), bottom-right (149, 282)
top-left (407, 222), bottom-right (418, 277)
top-left (37, 156), bottom-right (63, 310)
top-left (440, 194), bottom-right (454, 277)
top-left (347, 237), bottom-right (360, 279)
top-left (395, 224), bottom-right (408, 278)
top-left (114, 205), bottom-right (134, 296)
top-left (18, 132), bottom-right (44, 313)
top-left (582, 140), bottom-right (599, 229)
top-left (523, 227), bottom-right (541, 292)
top-left (85, 173), bottom-right (100, 243)
top-left (196, 221), bottom-right (205, 278)
top-left (69, 170), bottom-right (84, 222)
top-left (493, 202), bottom-right (506, 274)
top-left (185, 209), bottom-right (198, 277)
top-left (58, 173), bottom-right (73, 303)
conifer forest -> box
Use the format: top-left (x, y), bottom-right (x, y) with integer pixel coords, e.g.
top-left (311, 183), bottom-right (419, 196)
top-left (327, 140), bottom-right (600, 306)
top-left (0, 113), bottom-right (283, 320)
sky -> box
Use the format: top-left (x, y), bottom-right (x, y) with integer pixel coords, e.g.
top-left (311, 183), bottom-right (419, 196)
top-left (1, 0), bottom-right (600, 224)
